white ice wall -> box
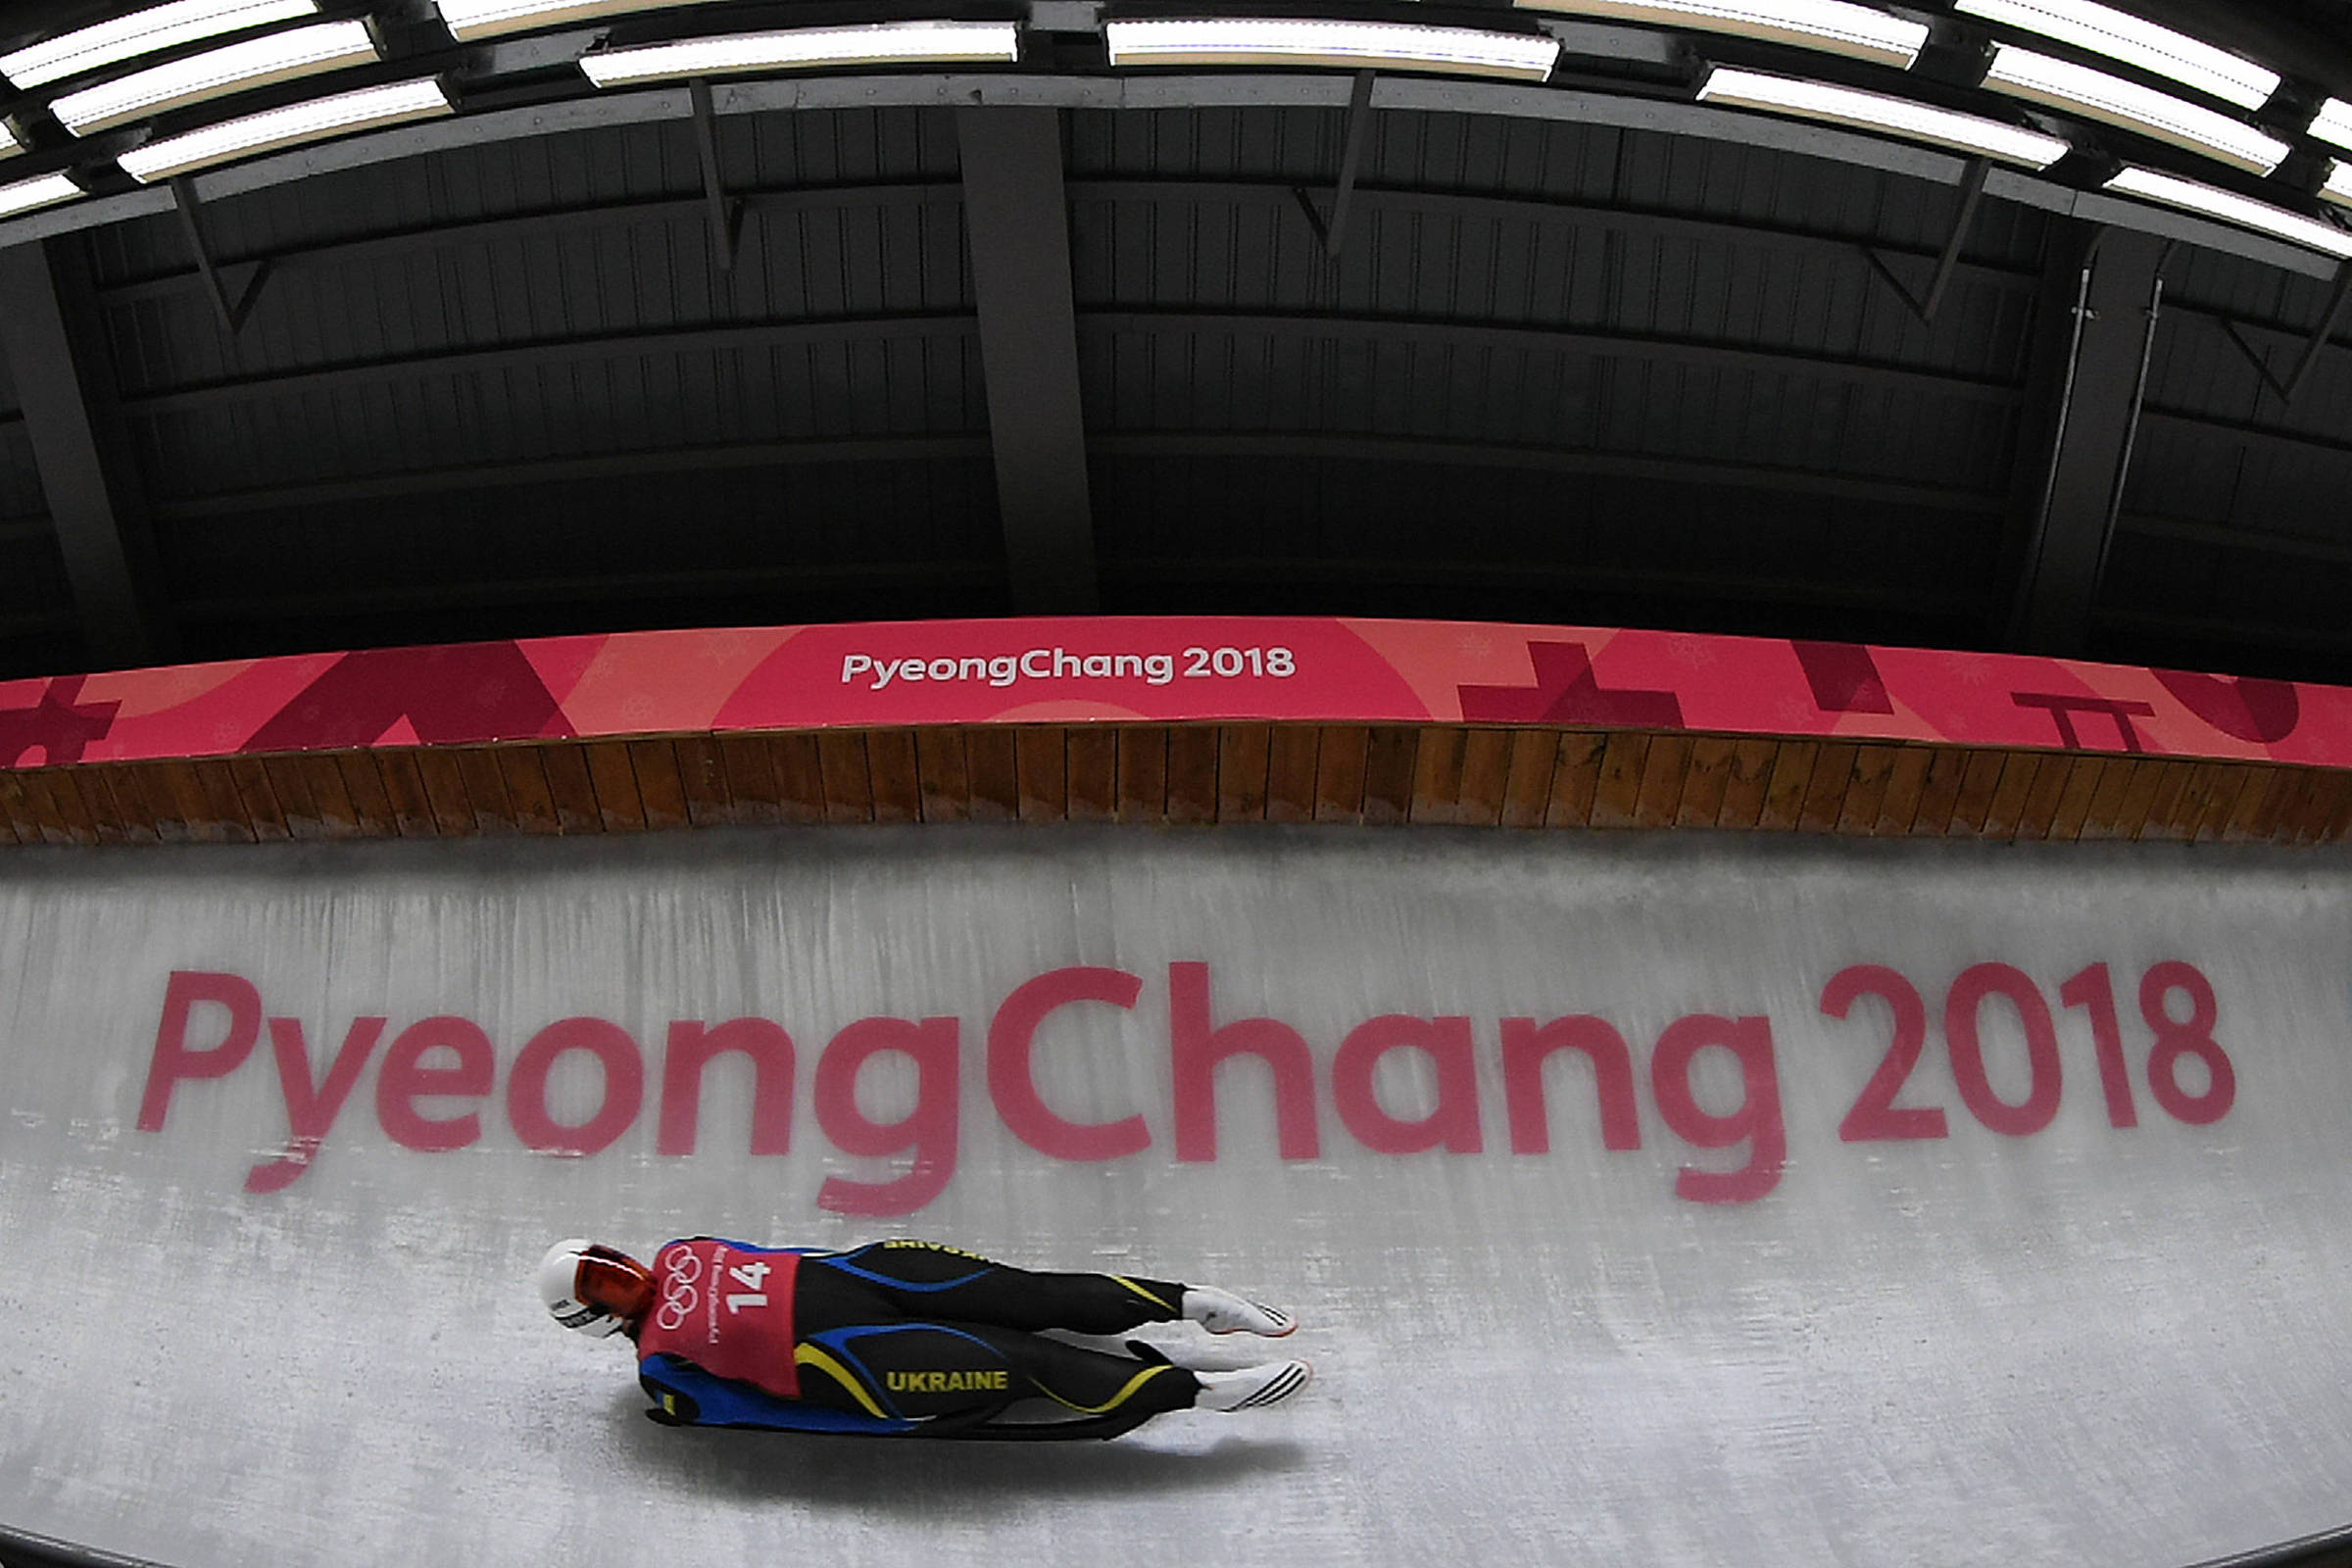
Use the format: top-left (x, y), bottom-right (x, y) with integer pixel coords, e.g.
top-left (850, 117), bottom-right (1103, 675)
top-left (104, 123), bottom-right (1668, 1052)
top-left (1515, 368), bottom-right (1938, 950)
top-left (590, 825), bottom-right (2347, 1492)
top-left (2, 825), bottom-right (2349, 1567)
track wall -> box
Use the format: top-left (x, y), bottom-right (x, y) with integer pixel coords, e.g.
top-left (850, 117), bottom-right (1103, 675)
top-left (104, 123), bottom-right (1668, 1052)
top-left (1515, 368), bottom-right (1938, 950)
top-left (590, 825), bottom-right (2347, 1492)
top-left (2, 826), bottom-right (2349, 1566)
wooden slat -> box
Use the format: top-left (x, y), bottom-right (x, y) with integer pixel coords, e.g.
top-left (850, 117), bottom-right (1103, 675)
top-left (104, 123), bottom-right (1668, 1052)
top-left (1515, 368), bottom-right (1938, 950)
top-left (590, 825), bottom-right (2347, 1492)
top-left (336, 752), bottom-right (402, 837)
top-left (2324, 772), bottom-right (2352, 843)
top-left (1362, 726), bottom-right (1417, 825)
top-left (2173, 762), bottom-right (2234, 842)
top-left (1978, 752), bottom-right (2040, 839)
top-left (2114, 757), bottom-right (2171, 842)
top-left (2014, 755), bottom-right (2076, 841)
top-left (119, 766), bottom-right (172, 846)
top-left (0, 769), bottom-right (25, 845)
top-left (61, 771), bottom-right (118, 846)
top-left (2048, 756), bottom-right (2106, 842)
top-left (1676, 735), bottom-right (1735, 829)
top-left (48, 769), bottom-right (102, 845)
top-left (1876, 747), bottom-right (1932, 836)
top-left (67, 769), bottom-right (127, 846)
top-left (671, 735), bottom-right (734, 829)
top-left (1943, 750), bottom-right (2004, 836)
top-left (1906, 747), bottom-right (1967, 837)
top-left (1067, 727), bottom-right (1118, 822)
top-left (2276, 769), bottom-right (2328, 846)
top-left (771, 734), bottom-right (827, 825)
top-left (148, 762), bottom-right (198, 844)
top-left (536, 744), bottom-right (603, 834)
top-left (453, 748), bottom-right (518, 835)
top-left (2272, 769), bottom-right (2320, 844)
top-left (295, 753), bottom-right (361, 839)
top-left (629, 739), bottom-right (692, 831)
top-left (2163, 762), bottom-right (2210, 840)
top-left (1545, 732), bottom-right (1608, 828)
top-left (21, 771), bottom-right (76, 845)
top-left (581, 741), bottom-right (647, 833)
top-left (105, 765), bottom-right (167, 846)
top-left (368, 752), bottom-right (433, 838)
top-left (54, 772), bottom-right (105, 846)
top-left (1459, 730), bottom-right (1513, 827)
top-left (719, 734), bottom-right (782, 825)
top-left (1756, 741), bottom-right (1816, 832)
top-left (2220, 765), bottom-right (2278, 842)
top-left (2135, 760), bottom-right (2191, 841)
top-left (2081, 756), bottom-right (2141, 840)
top-left (1016, 728), bottom-right (1067, 822)
top-left (410, 750), bottom-right (474, 838)
top-left (814, 733), bottom-right (873, 825)
top-left (1314, 725), bottom-right (1368, 823)
top-left (258, 756), bottom-right (321, 841)
top-left (227, 757), bottom-right (291, 843)
top-left (1117, 726), bottom-right (1168, 822)
top-left (2194, 765), bottom-right (2250, 841)
top-left (12, 768), bottom-right (64, 844)
top-left (12, 773), bottom-right (67, 846)
top-left (1590, 732), bottom-right (1653, 828)
top-left (1411, 727), bottom-right (1468, 826)
top-left (1715, 738), bottom-right (1775, 830)
top-left (2294, 771), bottom-right (2352, 845)
top-left (493, 747), bottom-right (560, 835)
top-left (865, 729), bottom-right (921, 824)
top-left (1635, 733), bottom-right (1692, 828)
top-left (90, 766), bottom-right (137, 847)
top-left (20, 774), bottom-right (76, 846)
top-left (966, 729), bottom-right (1020, 821)
top-left (1793, 742), bottom-right (1855, 834)
top-left (912, 729), bottom-right (969, 823)
top-left (1265, 725), bottom-right (1320, 823)
top-left (1219, 725), bottom-right (1270, 822)
top-left (118, 762), bottom-right (186, 844)
top-left (1166, 727), bottom-right (1218, 824)
top-left (2287, 769), bottom-right (2335, 845)
top-left (184, 759), bottom-right (253, 842)
top-left (151, 761), bottom-right (211, 843)
top-left (1836, 744), bottom-right (1896, 835)
top-left (1501, 730), bottom-right (1561, 829)
top-left (2236, 766), bottom-right (2292, 842)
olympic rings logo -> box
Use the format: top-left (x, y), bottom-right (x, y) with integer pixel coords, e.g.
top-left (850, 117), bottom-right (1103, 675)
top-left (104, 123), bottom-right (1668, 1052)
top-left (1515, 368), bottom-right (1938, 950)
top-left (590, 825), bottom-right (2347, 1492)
top-left (656, 1246), bottom-right (703, 1331)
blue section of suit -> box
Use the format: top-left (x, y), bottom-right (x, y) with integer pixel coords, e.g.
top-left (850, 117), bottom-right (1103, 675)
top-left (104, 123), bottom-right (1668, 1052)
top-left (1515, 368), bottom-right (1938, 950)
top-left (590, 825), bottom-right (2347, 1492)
top-left (638, 1351), bottom-right (918, 1435)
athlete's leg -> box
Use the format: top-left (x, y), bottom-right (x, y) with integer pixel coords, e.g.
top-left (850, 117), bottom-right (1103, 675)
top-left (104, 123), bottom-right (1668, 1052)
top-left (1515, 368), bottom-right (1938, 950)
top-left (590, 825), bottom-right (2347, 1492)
top-left (788, 1317), bottom-right (1201, 1425)
top-left (807, 1240), bottom-right (1188, 1334)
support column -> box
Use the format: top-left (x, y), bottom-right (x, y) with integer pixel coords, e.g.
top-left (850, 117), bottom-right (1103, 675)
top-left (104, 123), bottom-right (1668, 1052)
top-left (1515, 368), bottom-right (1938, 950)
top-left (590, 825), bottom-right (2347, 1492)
top-left (956, 105), bottom-right (1100, 614)
top-left (2000, 223), bottom-right (2167, 657)
top-left (0, 236), bottom-right (172, 668)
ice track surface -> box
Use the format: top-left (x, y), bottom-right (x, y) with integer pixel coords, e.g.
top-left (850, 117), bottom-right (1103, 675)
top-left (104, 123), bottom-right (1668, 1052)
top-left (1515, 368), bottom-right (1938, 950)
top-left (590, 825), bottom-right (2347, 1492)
top-left (4, 825), bottom-right (2352, 1567)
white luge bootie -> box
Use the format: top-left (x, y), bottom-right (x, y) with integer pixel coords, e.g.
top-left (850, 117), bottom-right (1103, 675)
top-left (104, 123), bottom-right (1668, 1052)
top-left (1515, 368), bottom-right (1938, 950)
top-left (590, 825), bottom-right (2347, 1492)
top-left (1193, 1358), bottom-right (1313, 1412)
top-left (1181, 1285), bottom-right (1297, 1337)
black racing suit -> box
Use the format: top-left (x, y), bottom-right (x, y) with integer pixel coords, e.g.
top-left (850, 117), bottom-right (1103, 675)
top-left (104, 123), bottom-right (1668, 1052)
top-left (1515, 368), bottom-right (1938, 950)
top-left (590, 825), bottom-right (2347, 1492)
top-left (784, 1240), bottom-right (1201, 1425)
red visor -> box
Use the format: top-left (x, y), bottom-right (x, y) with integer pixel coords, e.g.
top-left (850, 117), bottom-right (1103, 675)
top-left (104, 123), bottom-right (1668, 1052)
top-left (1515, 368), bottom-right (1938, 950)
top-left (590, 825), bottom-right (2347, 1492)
top-left (575, 1246), bottom-right (652, 1319)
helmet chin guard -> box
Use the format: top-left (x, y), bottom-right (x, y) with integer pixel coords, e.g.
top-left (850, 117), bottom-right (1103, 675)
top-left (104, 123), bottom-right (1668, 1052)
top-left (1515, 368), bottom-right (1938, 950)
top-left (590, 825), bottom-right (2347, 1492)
top-left (538, 1239), bottom-right (647, 1338)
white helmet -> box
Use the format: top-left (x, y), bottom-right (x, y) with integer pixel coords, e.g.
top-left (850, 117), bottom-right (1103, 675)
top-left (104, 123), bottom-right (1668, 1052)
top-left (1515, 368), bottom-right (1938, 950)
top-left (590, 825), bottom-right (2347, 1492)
top-left (537, 1238), bottom-right (651, 1338)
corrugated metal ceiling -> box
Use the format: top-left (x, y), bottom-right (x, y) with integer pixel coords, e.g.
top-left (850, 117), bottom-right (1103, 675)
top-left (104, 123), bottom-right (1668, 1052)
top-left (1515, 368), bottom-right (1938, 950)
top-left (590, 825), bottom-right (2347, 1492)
top-left (2, 1), bottom-right (2352, 684)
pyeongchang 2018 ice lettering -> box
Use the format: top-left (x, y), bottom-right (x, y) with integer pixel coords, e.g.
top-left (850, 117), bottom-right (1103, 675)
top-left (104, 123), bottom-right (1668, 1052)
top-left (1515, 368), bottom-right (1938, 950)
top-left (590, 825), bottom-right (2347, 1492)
top-left (133, 958), bottom-right (2235, 1215)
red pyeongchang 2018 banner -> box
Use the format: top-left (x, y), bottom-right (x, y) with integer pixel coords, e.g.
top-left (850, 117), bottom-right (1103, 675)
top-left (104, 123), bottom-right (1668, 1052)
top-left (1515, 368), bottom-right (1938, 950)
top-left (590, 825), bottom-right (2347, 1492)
top-left (0, 615), bottom-right (2342, 770)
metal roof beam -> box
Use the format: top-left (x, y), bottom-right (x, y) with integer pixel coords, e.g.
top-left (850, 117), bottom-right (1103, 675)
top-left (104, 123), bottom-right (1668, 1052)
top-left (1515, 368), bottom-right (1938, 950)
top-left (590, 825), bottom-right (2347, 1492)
top-left (123, 309), bottom-right (2016, 423)
top-left (2000, 223), bottom-right (2168, 659)
top-left (147, 430), bottom-right (2000, 523)
top-left (0, 237), bottom-right (172, 670)
top-left (956, 104), bottom-right (1100, 614)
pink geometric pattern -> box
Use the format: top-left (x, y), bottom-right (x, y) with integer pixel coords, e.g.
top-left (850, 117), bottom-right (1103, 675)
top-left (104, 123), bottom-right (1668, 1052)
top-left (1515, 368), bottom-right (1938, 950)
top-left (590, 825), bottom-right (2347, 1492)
top-left (2, 615), bottom-right (2348, 771)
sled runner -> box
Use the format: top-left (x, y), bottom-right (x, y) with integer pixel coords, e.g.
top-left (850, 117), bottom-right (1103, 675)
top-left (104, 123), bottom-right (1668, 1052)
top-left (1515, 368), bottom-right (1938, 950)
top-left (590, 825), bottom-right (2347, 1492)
top-left (638, 1347), bottom-right (1173, 1442)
